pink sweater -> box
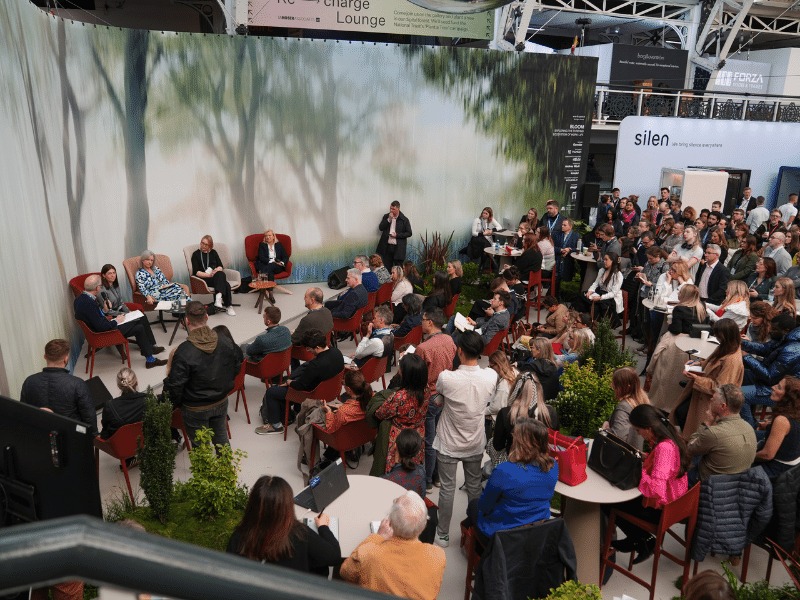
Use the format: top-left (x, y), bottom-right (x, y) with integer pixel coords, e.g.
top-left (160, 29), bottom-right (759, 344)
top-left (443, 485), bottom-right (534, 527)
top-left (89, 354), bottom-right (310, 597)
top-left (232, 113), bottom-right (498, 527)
top-left (639, 439), bottom-right (688, 508)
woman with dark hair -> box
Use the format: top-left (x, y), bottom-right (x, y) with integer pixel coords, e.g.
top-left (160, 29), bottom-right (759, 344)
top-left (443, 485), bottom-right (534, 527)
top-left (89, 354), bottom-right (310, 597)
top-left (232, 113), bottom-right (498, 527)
top-left (227, 475), bottom-right (340, 574)
top-left (382, 428), bottom-right (426, 498)
top-left (728, 235), bottom-right (758, 281)
top-left (771, 277), bottom-right (797, 318)
top-left (322, 369), bottom-right (372, 433)
top-left (606, 367), bottom-right (650, 450)
top-left (577, 252), bottom-right (624, 322)
top-left (682, 206), bottom-right (697, 224)
top-left (403, 261), bottom-right (424, 291)
top-left (605, 207), bottom-right (625, 238)
top-left (620, 198), bottom-right (640, 234)
top-left (98, 264), bottom-right (132, 316)
top-left (655, 217), bottom-right (674, 246)
top-left (746, 257), bottom-right (777, 301)
top-left (755, 376), bottom-right (800, 478)
top-left (374, 353), bottom-right (429, 473)
top-left (423, 271), bottom-right (452, 312)
top-left (708, 227), bottom-right (729, 264)
top-left (514, 232), bottom-right (543, 281)
top-left (537, 225), bottom-right (556, 273)
top-left (393, 293), bottom-right (423, 338)
top-left (747, 301), bottom-right (776, 342)
top-left (605, 404), bottom-right (690, 564)
top-left (468, 418), bottom-right (558, 546)
top-left (675, 318), bottom-right (744, 437)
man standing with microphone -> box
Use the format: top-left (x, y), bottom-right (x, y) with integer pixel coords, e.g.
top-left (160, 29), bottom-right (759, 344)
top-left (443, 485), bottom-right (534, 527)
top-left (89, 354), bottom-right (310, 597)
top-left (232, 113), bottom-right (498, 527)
top-left (376, 201), bottom-right (412, 268)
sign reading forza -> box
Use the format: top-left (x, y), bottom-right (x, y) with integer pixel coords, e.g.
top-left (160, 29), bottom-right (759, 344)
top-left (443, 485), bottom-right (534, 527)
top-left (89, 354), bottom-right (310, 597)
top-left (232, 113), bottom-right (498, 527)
top-left (248, 0), bottom-right (494, 39)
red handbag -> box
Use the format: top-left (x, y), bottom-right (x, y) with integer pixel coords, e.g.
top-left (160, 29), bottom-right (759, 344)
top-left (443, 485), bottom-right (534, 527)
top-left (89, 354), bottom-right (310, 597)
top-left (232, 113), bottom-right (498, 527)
top-left (548, 429), bottom-right (588, 486)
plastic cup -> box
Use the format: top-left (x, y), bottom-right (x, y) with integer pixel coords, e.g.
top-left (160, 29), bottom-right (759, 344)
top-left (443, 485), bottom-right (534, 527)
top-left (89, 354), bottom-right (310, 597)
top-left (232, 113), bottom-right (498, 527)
top-left (700, 330), bottom-right (709, 342)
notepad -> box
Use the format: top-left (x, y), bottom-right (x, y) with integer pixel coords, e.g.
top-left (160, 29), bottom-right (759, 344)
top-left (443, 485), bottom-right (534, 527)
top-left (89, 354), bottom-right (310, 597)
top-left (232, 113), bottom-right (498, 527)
top-left (304, 516), bottom-right (339, 541)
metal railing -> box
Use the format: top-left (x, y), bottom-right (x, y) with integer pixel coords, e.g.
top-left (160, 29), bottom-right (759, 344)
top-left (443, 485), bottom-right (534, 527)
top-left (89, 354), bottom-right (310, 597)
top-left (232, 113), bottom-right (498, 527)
top-left (593, 84), bottom-right (800, 124)
top-left (0, 515), bottom-right (393, 600)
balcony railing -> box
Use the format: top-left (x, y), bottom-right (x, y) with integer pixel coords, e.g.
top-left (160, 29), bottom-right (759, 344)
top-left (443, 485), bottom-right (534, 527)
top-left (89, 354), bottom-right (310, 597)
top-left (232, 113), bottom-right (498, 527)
top-left (593, 84), bottom-right (800, 124)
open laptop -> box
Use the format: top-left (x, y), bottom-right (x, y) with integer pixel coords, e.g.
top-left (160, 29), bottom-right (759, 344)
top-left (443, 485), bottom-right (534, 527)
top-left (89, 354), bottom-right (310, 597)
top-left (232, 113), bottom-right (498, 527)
top-left (293, 458), bottom-right (349, 512)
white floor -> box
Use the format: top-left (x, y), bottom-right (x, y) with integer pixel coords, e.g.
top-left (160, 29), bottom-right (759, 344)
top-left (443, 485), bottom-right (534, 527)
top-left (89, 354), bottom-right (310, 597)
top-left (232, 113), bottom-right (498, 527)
top-left (85, 283), bottom-right (789, 600)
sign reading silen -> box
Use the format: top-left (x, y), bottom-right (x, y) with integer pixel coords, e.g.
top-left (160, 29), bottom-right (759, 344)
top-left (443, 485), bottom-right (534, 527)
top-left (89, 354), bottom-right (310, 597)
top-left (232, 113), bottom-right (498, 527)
top-left (247, 0), bottom-right (494, 39)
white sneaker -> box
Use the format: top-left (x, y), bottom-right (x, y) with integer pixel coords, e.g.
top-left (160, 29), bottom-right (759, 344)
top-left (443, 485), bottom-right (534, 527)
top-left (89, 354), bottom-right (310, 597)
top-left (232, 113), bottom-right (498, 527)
top-left (435, 532), bottom-right (450, 548)
top-left (226, 306), bottom-right (236, 316)
top-left (214, 293), bottom-right (224, 309)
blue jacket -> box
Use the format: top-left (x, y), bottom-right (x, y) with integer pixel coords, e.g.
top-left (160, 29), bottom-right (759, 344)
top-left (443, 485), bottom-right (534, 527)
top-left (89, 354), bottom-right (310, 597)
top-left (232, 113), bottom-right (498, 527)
top-left (75, 292), bottom-right (119, 332)
top-left (361, 270), bottom-right (380, 293)
top-left (329, 284), bottom-right (368, 319)
top-left (742, 327), bottom-right (800, 387)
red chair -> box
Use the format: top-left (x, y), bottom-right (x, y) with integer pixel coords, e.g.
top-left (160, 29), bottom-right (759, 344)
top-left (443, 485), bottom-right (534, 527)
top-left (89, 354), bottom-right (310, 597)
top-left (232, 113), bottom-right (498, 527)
top-left (171, 409), bottom-right (190, 452)
top-left (482, 328), bottom-right (509, 358)
top-left (360, 355), bottom-right (389, 389)
top-left (93, 422), bottom-right (144, 504)
top-left (600, 484), bottom-right (700, 600)
top-left (244, 233), bottom-right (293, 282)
top-left (614, 290), bottom-right (630, 351)
top-left (309, 418), bottom-right (377, 471)
top-left (444, 293), bottom-right (460, 319)
top-left (283, 370), bottom-right (345, 441)
top-left (524, 271), bottom-right (544, 323)
top-left (333, 307), bottom-right (367, 345)
top-left (77, 320), bottom-right (131, 378)
top-left (375, 282), bottom-right (393, 306)
top-left (393, 325), bottom-right (423, 365)
top-left (69, 272), bottom-right (143, 312)
top-left (227, 361), bottom-right (250, 423)
top-left (365, 291), bottom-right (377, 314)
top-left (291, 331), bottom-right (333, 366)
top-left (240, 348), bottom-right (292, 423)
top-left (460, 523), bottom-right (482, 600)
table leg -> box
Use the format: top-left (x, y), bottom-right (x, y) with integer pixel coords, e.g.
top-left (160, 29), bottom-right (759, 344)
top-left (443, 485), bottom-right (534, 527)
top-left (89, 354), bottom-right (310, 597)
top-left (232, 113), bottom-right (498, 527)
top-left (254, 290), bottom-right (265, 314)
top-left (169, 315), bottom-right (185, 346)
top-left (561, 497), bottom-right (603, 585)
top-left (272, 283), bottom-right (293, 296)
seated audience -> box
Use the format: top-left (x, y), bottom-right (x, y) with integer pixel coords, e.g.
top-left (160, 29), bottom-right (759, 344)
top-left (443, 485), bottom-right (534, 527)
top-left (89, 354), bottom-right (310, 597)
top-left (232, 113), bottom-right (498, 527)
top-left (467, 419), bottom-right (558, 547)
top-left (514, 231), bottom-right (543, 281)
top-left (382, 428), bottom-right (427, 499)
top-left (191, 234), bottom-right (235, 315)
top-left (492, 372), bottom-right (558, 459)
top-left (290, 287), bottom-right (333, 350)
top-left (747, 301), bottom-right (775, 343)
top-left (519, 207), bottom-right (539, 231)
top-left (517, 337), bottom-right (560, 401)
top-left (352, 305), bottom-right (393, 367)
top-left (669, 284), bottom-right (709, 334)
top-left (403, 260), bottom-right (424, 291)
top-left (755, 376), bottom-right (800, 478)
top-left (708, 228), bottom-right (729, 264)
top-left (763, 232), bottom-right (792, 276)
top-left (771, 276), bottom-right (797, 318)
top-left (423, 271), bottom-right (452, 312)
top-left (485, 350), bottom-right (519, 420)
top-left (533, 296), bottom-right (568, 338)
top-left (340, 491), bottom-right (445, 600)
top-left (747, 256), bottom-right (778, 301)
top-left (392, 293), bottom-right (422, 338)
top-left (605, 404), bottom-right (689, 564)
top-left (369, 254), bottom-right (392, 284)
top-left (686, 384), bottom-right (756, 485)
top-left (661, 220), bottom-right (684, 253)
top-left (242, 306), bottom-right (291, 362)
top-left (98, 264), bottom-right (133, 316)
top-left (461, 206), bottom-right (501, 269)
top-left (100, 367), bottom-right (146, 439)
top-left (469, 276), bottom-right (512, 320)
top-left (682, 570), bottom-right (735, 600)
top-left (707, 280), bottom-right (750, 330)
top-left (453, 290), bottom-right (511, 346)
top-left (135, 249), bottom-right (190, 303)
top-left (354, 255), bottom-right (380, 292)
top-left (374, 354), bottom-right (428, 474)
top-left (605, 367), bottom-right (650, 450)
top-left (537, 225), bottom-right (556, 273)
top-left (556, 327), bottom-right (594, 366)
top-left (255, 229), bottom-right (288, 281)
top-left (755, 210), bottom-right (788, 247)
top-left (575, 252), bottom-right (623, 324)
top-left (227, 475), bottom-right (340, 575)
top-left (324, 268), bottom-right (368, 320)
top-left (390, 265), bottom-right (414, 322)
top-left (323, 369), bottom-right (371, 433)
top-left (446, 260), bottom-right (463, 294)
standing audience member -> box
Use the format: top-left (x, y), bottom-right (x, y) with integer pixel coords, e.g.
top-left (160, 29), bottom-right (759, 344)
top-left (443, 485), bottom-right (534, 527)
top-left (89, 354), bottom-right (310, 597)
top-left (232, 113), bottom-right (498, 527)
top-left (553, 217), bottom-right (579, 295)
top-left (668, 225), bottom-right (703, 279)
top-left (746, 196), bottom-right (769, 234)
top-left (605, 367), bottom-right (650, 450)
top-left (340, 491), bottom-right (446, 600)
top-left (20, 339), bottom-right (96, 435)
top-left (433, 332), bottom-right (497, 548)
top-left (778, 193), bottom-right (799, 227)
top-left (242, 306), bottom-right (292, 362)
top-left (100, 367), bottom-right (147, 439)
top-left (754, 377), bottom-right (800, 478)
top-left (492, 373), bottom-right (557, 459)
top-left (376, 201), bottom-right (412, 268)
top-left (485, 350), bottom-right (519, 420)
top-left (537, 225), bottom-right (556, 274)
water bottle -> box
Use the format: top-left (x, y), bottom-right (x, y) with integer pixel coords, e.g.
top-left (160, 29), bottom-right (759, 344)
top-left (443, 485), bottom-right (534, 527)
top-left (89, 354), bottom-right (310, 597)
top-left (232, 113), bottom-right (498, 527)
top-left (768, 293), bottom-right (774, 303)
top-left (577, 240), bottom-right (583, 252)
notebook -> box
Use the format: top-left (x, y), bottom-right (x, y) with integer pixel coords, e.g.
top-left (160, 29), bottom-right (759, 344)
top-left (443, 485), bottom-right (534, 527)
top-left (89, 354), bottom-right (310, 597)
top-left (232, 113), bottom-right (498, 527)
top-left (304, 516), bottom-right (340, 540)
top-left (293, 458), bottom-right (350, 512)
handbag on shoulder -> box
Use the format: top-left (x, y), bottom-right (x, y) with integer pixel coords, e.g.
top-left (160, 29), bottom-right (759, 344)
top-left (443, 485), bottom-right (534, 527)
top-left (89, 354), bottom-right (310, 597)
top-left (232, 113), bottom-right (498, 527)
top-left (587, 429), bottom-right (643, 490)
top-left (547, 429), bottom-right (587, 486)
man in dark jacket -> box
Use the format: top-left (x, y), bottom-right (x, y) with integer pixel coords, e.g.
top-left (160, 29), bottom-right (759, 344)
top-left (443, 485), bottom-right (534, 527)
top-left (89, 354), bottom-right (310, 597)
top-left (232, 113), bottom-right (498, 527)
top-left (376, 200), bottom-right (412, 268)
top-left (163, 301), bottom-right (243, 447)
top-left (257, 328), bottom-right (344, 435)
top-left (740, 314), bottom-right (800, 426)
top-left (324, 269), bottom-right (368, 319)
top-left (20, 338), bottom-right (97, 435)
top-left (695, 244), bottom-right (730, 305)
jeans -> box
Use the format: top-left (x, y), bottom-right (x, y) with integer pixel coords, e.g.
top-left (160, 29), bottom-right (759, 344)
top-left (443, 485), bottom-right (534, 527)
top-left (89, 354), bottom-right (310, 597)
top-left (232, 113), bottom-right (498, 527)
top-left (740, 385), bottom-right (774, 427)
top-left (425, 402), bottom-right (442, 484)
top-left (436, 452), bottom-right (483, 538)
top-left (261, 385), bottom-right (289, 426)
top-left (181, 399), bottom-right (229, 448)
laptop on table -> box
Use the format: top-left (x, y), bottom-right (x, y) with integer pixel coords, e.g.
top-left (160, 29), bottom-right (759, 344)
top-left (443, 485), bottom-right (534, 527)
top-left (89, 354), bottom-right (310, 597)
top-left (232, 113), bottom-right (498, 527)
top-left (293, 458), bottom-right (350, 512)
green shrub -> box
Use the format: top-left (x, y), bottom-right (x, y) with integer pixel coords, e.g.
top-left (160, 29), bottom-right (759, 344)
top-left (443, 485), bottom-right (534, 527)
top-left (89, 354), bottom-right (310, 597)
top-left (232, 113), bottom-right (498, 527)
top-left (545, 580), bottom-right (602, 599)
top-left (183, 427), bottom-right (248, 520)
top-left (721, 562), bottom-right (800, 600)
top-left (462, 261), bottom-right (480, 285)
top-left (580, 318), bottom-right (635, 370)
top-left (552, 359), bottom-right (618, 437)
top-left (140, 389), bottom-right (175, 523)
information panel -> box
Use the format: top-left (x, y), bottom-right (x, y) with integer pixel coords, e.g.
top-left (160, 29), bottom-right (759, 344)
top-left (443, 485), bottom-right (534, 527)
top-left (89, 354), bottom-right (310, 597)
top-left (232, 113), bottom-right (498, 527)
top-left (247, 0), bottom-right (494, 39)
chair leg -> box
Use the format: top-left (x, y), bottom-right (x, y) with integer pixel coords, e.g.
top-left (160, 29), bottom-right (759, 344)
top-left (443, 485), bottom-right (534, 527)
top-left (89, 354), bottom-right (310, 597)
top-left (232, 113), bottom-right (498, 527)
top-left (235, 388), bottom-right (251, 424)
top-left (120, 460), bottom-right (135, 505)
top-left (283, 399), bottom-right (290, 441)
top-left (88, 349), bottom-right (96, 379)
top-left (741, 544), bottom-right (751, 582)
top-left (381, 374), bottom-right (386, 389)
top-left (85, 347), bottom-right (92, 374)
top-left (227, 416), bottom-right (232, 439)
top-left (125, 341), bottom-right (131, 368)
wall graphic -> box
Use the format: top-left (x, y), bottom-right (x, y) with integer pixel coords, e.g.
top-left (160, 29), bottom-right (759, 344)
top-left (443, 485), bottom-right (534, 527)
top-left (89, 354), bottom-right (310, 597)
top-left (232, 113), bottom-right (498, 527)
top-left (0, 0), bottom-right (596, 395)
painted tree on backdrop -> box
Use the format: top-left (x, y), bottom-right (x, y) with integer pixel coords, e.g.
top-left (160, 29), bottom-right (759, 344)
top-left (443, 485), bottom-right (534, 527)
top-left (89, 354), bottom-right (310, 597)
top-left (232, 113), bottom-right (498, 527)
top-left (91, 28), bottom-right (161, 259)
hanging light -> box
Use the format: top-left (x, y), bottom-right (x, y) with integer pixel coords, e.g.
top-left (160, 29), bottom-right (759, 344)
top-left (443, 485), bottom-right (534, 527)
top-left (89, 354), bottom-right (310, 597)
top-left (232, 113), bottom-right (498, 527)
top-left (405, 0), bottom-right (516, 14)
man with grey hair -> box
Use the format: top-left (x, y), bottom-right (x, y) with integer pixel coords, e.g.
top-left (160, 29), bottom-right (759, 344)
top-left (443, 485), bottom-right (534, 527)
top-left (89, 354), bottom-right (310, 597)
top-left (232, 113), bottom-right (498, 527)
top-left (695, 244), bottom-right (729, 304)
top-left (74, 274), bottom-right (166, 368)
top-left (324, 268), bottom-right (368, 320)
top-left (764, 231), bottom-right (792, 276)
top-left (340, 491), bottom-right (446, 600)
top-left (354, 255), bottom-right (380, 292)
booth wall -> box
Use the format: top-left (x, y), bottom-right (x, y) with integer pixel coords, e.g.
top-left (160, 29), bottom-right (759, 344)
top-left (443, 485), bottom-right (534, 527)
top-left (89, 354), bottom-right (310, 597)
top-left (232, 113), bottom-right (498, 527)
top-left (0, 0), bottom-right (597, 395)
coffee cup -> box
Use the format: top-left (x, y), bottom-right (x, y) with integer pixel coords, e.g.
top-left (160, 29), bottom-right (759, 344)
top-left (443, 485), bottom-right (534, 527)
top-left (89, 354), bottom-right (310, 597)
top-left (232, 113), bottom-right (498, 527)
top-left (700, 330), bottom-right (709, 342)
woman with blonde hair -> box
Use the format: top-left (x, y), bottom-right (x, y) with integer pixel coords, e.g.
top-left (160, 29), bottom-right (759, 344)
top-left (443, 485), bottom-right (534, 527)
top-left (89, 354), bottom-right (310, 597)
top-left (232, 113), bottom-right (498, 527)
top-left (668, 225), bottom-right (703, 278)
top-left (772, 277), bottom-right (797, 318)
top-left (707, 280), bottom-right (750, 329)
top-left (486, 350), bottom-right (519, 418)
top-left (557, 327), bottom-right (594, 366)
top-left (99, 367), bottom-right (147, 440)
top-left (446, 259), bottom-right (463, 294)
top-left (605, 367), bottom-right (650, 449)
top-left (390, 265), bottom-right (413, 323)
top-left (519, 337), bottom-right (560, 401)
top-left (669, 284), bottom-right (708, 334)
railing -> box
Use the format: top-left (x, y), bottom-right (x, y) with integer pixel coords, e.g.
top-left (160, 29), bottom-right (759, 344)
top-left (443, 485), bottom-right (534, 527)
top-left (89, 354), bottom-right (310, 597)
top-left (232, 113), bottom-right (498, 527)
top-left (0, 515), bottom-right (393, 600)
top-left (593, 84), bottom-right (800, 124)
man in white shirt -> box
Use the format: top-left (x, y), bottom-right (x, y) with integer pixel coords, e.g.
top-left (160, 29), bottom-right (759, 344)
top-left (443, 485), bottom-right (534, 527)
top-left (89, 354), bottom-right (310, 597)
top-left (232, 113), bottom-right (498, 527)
top-left (763, 232), bottom-right (792, 276)
top-left (352, 305), bottom-right (393, 367)
top-left (738, 187), bottom-right (756, 214)
top-left (778, 193), bottom-right (798, 227)
top-left (432, 331), bottom-right (497, 548)
top-left (746, 196), bottom-right (770, 234)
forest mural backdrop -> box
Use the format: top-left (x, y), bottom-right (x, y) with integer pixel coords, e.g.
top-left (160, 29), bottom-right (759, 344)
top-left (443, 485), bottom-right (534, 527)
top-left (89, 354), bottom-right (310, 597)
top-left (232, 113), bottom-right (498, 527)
top-left (0, 0), bottom-right (596, 395)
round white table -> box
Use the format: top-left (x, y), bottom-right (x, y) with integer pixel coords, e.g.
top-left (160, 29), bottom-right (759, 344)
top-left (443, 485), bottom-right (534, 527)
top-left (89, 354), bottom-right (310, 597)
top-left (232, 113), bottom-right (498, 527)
top-left (492, 229), bottom-right (517, 239)
top-left (572, 251), bottom-right (599, 292)
top-left (294, 474), bottom-right (406, 556)
top-left (674, 335), bottom-right (719, 360)
top-left (484, 246), bottom-right (522, 270)
top-left (556, 440), bottom-right (642, 586)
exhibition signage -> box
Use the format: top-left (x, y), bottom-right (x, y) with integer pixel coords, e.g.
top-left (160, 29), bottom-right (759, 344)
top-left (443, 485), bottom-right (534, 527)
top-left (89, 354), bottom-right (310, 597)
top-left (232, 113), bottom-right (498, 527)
top-left (708, 58), bottom-right (772, 94)
top-left (247, 0), bottom-right (494, 39)
top-left (609, 44), bottom-right (688, 88)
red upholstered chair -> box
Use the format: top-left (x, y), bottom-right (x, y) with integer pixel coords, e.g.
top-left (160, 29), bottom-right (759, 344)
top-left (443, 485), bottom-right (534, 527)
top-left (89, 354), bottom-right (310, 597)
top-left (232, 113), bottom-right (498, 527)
top-left (77, 320), bottom-right (130, 378)
top-left (600, 484), bottom-right (700, 600)
top-left (69, 272), bottom-right (143, 311)
top-left (171, 409), bottom-right (190, 452)
top-left (244, 233), bottom-right (293, 281)
top-left (291, 331), bottom-right (333, 366)
top-left (240, 348), bottom-right (292, 423)
top-left (332, 307), bottom-right (367, 344)
top-left (93, 422), bottom-right (144, 504)
top-left (365, 291), bottom-right (377, 315)
top-left (284, 370), bottom-right (344, 441)
top-left (482, 328), bottom-right (509, 358)
top-left (360, 355), bottom-right (389, 389)
top-left (444, 293), bottom-right (460, 319)
top-left (524, 271), bottom-right (544, 323)
top-left (375, 282), bottom-right (393, 307)
top-left (460, 523), bottom-right (482, 600)
top-left (309, 418), bottom-right (377, 471)
top-left (393, 325), bottom-right (423, 365)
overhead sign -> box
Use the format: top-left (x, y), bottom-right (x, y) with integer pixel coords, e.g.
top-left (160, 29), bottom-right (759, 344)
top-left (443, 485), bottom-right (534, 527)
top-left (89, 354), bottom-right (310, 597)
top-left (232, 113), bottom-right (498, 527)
top-left (609, 44), bottom-right (688, 88)
top-left (708, 58), bottom-right (771, 94)
top-left (247, 0), bottom-right (494, 39)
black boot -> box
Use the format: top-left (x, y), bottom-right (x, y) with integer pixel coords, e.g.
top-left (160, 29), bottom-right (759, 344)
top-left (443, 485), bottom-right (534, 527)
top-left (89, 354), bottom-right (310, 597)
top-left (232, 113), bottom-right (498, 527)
top-left (632, 536), bottom-right (656, 564)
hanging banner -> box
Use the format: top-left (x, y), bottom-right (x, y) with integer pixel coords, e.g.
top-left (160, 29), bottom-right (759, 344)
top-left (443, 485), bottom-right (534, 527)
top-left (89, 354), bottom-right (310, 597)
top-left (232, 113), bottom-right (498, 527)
top-left (247, 0), bottom-right (494, 39)
top-left (708, 58), bottom-right (772, 94)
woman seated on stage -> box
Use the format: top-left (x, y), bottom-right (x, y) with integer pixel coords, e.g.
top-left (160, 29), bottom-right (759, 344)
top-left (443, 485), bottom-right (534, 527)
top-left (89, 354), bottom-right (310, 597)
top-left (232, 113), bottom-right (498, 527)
top-left (135, 250), bottom-right (189, 304)
top-left (604, 404), bottom-right (689, 564)
top-left (447, 260), bottom-right (463, 295)
top-left (369, 254), bottom-right (392, 285)
top-left (98, 264), bottom-right (134, 316)
top-left (462, 206), bottom-right (501, 268)
top-left (755, 376), bottom-right (800, 479)
top-left (227, 475), bottom-right (340, 576)
top-left (191, 234), bottom-right (235, 316)
top-left (255, 229), bottom-right (288, 281)
top-left (707, 280), bottom-right (750, 330)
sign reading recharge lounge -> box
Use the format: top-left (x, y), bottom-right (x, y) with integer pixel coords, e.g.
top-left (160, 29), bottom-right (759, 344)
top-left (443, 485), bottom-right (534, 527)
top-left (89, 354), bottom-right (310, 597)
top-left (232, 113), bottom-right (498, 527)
top-left (247, 0), bottom-right (494, 39)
